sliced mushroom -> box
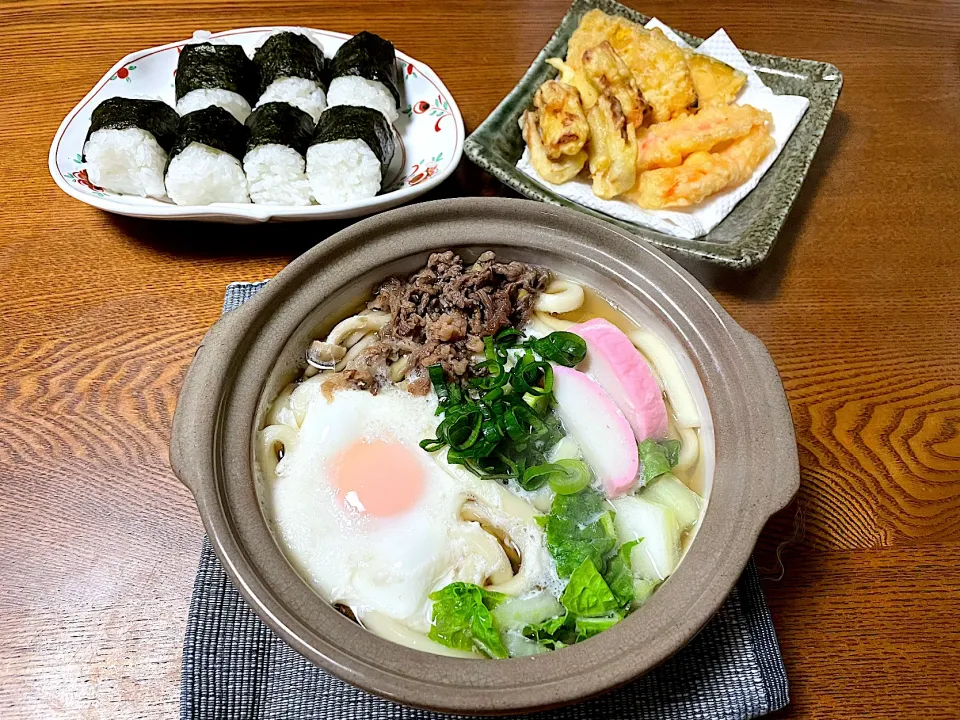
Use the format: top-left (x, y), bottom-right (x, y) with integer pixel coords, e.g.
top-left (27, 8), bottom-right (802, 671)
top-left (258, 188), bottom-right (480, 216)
top-left (307, 340), bottom-right (346, 370)
top-left (335, 333), bottom-right (378, 371)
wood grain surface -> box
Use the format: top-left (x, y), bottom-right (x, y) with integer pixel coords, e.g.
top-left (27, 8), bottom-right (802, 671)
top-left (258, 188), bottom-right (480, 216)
top-left (1, 0), bottom-right (958, 717)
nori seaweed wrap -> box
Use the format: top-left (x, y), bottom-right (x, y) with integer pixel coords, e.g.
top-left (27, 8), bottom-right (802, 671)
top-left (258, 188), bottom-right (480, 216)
top-left (169, 105), bottom-right (248, 162)
top-left (310, 105), bottom-right (395, 172)
top-left (84, 98), bottom-right (179, 153)
top-left (253, 31), bottom-right (328, 96)
top-left (329, 31), bottom-right (401, 107)
top-left (245, 102), bottom-right (315, 156)
top-left (175, 42), bottom-right (257, 105)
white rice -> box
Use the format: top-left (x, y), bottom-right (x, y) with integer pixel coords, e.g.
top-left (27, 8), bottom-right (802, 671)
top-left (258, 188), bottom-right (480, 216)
top-left (306, 139), bottom-right (381, 205)
top-left (243, 144), bottom-right (312, 206)
top-left (176, 88), bottom-right (252, 124)
top-left (256, 77), bottom-right (327, 124)
top-left (82, 128), bottom-right (168, 198)
top-left (165, 142), bottom-right (250, 205)
top-left (326, 76), bottom-right (399, 123)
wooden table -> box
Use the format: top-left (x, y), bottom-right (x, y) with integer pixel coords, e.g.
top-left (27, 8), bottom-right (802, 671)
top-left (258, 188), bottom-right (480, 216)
top-left (2, 0), bottom-right (958, 717)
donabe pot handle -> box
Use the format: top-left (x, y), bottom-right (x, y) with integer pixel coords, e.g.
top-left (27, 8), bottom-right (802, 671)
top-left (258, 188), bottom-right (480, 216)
top-left (739, 328), bottom-right (801, 518)
top-left (169, 306), bottom-right (248, 498)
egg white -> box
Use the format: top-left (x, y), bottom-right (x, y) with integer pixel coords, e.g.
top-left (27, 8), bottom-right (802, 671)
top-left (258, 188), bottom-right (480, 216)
top-left (267, 383), bottom-right (553, 636)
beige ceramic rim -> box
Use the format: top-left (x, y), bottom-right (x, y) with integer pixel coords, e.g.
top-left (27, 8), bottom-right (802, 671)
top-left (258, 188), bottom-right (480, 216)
top-left (170, 197), bottom-right (799, 715)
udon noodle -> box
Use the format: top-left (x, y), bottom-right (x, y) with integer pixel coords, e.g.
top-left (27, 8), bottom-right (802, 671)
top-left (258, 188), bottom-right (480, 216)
top-left (257, 256), bottom-right (707, 659)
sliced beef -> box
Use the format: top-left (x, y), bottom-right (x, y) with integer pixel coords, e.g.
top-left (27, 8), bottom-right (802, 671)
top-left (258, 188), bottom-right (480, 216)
top-left (426, 312), bottom-right (467, 342)
top-left (324, 251), bottom-right (550, 396)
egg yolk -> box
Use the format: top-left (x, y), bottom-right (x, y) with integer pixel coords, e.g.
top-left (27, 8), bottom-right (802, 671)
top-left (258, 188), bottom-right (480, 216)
top-left (333, 439), bottom-right (423, 517)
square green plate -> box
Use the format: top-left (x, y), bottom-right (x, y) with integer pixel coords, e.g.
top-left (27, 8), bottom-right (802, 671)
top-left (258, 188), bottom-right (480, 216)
top-left (464, 0), bottom-right (843, 268)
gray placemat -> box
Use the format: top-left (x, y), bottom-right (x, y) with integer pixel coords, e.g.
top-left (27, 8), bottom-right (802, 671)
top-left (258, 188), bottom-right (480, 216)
top-left (180, 281), bottom-right (789, 720)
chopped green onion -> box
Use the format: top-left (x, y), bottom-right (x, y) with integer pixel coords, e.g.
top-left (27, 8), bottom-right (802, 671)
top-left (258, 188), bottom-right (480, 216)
top-left (495, 452), bottom-right (521, 479)
top-left (510, 359), bottom-right (553, 396)
top-left (530, 332), bottom-right (587, 367)
top-left (520, 464), bottom-right (557, 491)
top-left (549, 459), bottom-right (591, 494)
top-left (442, 406), bottom-right (483, 450)
top-left (520, 459), bottom-right (590, 494)
top-left (428, 364), bottom-right (448, 403)
top-left (483, 335), bottom-right (498, 364)
top-left (469, 359), bottom-right (508, 390)
top-left (504, 403), bottom-right (546, 448)
top-left (523, 392), bottom-right (551, 415)
top-left (494, 327), bottom-right (523, 346)
top-left (421, 330), bottom-right (589, 488)
top-left (419, 438), bottom-right (445, 453)
top-left (482, 386), bottom-right (505, 403)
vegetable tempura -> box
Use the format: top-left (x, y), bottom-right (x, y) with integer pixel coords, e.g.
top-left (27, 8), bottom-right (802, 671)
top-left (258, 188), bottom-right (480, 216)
top-left (521, 109), bottom-right (588, 184)
top-left (636, 104), bottom-right (772, 171)
top-left (581, 41), bottom-right (648, 130)
top-left (546, 57), bottom-right (599, 109)
top-left (586, 90), bottom-right (637, 199)
top-left (521, 9), bottom-right (776, 214)
top-left (567, 9), bottom-right (696, 123)
top-left (628, 125), bottom-right (775, 208)
top-left (533, 81), bottom-right (590, 159)
top-left (685, 53), bottom-right (747, 107)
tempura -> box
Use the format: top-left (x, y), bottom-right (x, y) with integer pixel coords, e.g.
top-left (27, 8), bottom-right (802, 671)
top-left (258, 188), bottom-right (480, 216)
top-left (586, 90), bottom-right (637, 199)
top-left (628, 125), bottom-right (775, 208)
top-left (581, 41), bottom-right (648, 130)
top-left (567, 9), bottom-right (696, 122)
top-left (546, 57), bottom-right (599, 109)
top-left (636, 104), bottom-right (771, 171)
top-left (521, 109), bottom-right (588, 184)
top-left (524, 9), bottom-right (778, 212)
top-left (685, 53), bottom-right (747, 107)
top-left (533, 80), bottom-right (590, 159)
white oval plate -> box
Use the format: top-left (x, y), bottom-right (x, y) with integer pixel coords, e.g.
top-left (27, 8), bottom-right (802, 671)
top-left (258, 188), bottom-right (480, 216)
top-left (49, 26), bottom-right (464, 223)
